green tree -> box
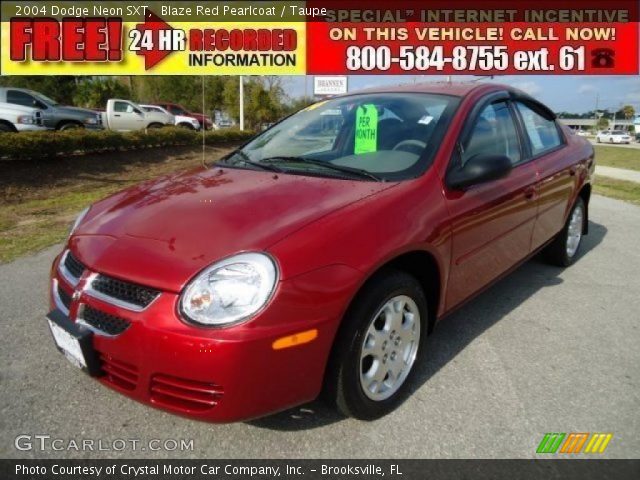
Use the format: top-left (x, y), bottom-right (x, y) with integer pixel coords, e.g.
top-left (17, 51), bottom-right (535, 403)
top-left (0, 76), bottom-right (81, 104)
top-left (622, 105), bottom-right (635, 119)
top-left (73, 78), bottom-right (130, 109)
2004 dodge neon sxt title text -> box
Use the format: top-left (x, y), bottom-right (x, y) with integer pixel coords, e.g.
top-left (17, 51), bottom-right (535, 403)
top-left (47, 82), bottom-right (594, 422)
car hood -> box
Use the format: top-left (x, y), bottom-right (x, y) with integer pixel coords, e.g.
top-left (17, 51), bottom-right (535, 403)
top-left (72, 167), bottom-right (395, 291)
top-left (56, 106), bottom-right (99, 116)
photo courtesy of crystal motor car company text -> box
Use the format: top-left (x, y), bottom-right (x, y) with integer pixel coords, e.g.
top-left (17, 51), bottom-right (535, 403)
top-left (1, 1), bottom-right (640, 477)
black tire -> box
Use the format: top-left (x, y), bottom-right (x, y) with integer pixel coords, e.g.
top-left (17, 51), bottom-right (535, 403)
top-left (147, 123), bottom-right (163, 129)
top-left (58, 122), bottom-right (83, 131)
top-left (324, 270), bottom-right (428, 420)
top-left (177, 123), bottom-right (195, 130)
top-left (543, 197), bottom-right (586, 267)
top-left (0, 122), bottom-right (16, 133)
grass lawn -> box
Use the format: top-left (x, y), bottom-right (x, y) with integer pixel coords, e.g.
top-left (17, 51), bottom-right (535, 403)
top-left (0, 144), bottom-right (235, 263)
top-left (594, 145), bottom-right (640, 171)
top-left (593, 176), bottom-right (640, 205)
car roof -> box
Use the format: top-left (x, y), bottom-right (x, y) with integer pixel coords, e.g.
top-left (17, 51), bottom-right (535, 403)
top-left (344, 81), bottom-right (519, 98)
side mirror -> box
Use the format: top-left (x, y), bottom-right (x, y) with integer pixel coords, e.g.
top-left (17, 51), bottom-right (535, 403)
top-left (447, 154), bottom-right (513, 190)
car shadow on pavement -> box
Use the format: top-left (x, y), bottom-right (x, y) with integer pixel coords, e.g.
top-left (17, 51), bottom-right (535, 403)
top-left (249, 221), bottom-right (608, 431)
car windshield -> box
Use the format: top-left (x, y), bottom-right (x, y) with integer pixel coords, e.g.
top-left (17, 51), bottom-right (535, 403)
top-left (221, 93), bottom-right (459, 181)
top-left (32, 91), bottom-right (59, 106)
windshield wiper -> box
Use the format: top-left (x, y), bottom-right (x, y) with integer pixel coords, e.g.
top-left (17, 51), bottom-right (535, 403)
top-left (220, 151), bottom-right (284, 173)
top-left (261, 156), bottom-right (382, 181)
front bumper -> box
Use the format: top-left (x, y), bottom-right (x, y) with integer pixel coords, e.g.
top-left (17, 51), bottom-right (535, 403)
top-left (49, 250), bottom-right (361, 422)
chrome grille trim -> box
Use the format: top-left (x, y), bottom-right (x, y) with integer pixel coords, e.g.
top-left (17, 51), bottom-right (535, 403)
top-left (52, 278), bottom-right (70, 316)
top-left (58, 250), bottom-right (82, 287)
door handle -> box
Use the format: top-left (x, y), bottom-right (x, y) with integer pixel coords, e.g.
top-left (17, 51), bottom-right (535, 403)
top-left (524, 187), bottom-right (536, 200)
top-left (114, 114), bottom-right (121, 117)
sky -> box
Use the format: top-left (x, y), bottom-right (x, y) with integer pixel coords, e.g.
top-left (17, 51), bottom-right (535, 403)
top-left (281, 75), bottom-right (640, 115)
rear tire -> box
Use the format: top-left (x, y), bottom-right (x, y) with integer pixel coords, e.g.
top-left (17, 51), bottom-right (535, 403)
top-left (324, 270), bottom-right (428, 420)
top-left (147, 123), bottom-right (163, 129)
top-left (544, 197), bottom-right (586, 267)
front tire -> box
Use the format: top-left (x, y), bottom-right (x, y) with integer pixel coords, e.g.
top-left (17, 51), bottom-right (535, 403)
top-left (325, 270), bottom-right (428, 420)
top-left (544, 197), bottom-right (586, 267)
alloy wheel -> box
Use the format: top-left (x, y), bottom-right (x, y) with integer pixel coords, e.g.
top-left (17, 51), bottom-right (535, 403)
top-left (566, 203), bottom-right (584, 258)
top-left (359, 295), bottom-right (421, 401)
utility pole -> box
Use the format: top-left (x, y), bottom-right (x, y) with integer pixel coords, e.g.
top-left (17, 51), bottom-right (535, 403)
top-left (239, 75), bottom-right (244, 131)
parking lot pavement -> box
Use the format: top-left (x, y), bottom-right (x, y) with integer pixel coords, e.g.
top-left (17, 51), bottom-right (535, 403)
top-left (1, 195), bottom-right (639, 459)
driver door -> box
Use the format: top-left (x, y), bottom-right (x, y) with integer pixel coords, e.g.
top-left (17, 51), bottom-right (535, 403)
top-left (444, 96), bottom-right (538, 310)
top-left (113, 101), bottom-right (145, 131)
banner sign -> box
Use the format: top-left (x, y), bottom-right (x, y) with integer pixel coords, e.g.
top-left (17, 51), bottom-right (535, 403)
top-left (0, 0), bottom-right (638, 75)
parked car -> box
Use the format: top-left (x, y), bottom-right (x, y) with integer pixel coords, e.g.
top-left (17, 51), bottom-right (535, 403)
top-left (101, 99), bottom-right (171, 131)
top-left (596, 130), bottom-right (632, 144)
top-left (575, 130), bottom-right (590, 137)
top-left (0, 87), bottom-right (102, 130)
top-left (155, 102), bottom-right (213, 130)
top-left (0, 102), bottom-right (47, 132)
top-left (140, 105), bottom-right (201, 130)
top-left (47, 83), bottom-right (594, 422)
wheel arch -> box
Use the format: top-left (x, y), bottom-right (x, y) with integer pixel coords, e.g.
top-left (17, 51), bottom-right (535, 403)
top-left (341, 249), bottom-right (443, 337)
top-left (56, 120), bottom-right (83, 130)
top-left (0, 120), bottom-right (18, 132)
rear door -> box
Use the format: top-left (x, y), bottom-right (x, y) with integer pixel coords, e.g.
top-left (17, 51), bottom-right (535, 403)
top-left (513, 101), bottom-right (576, 251)
top-left (444, 93), bottom-right (538, 310)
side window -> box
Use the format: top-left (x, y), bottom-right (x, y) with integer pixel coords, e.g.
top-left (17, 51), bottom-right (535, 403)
top-left (114, 101), bottom-right (133, 113)
top-left (7, 90), bottom-right (36, 108)
top-left (515, 102), bottom-right (563, 156)
top-left (463, 101), bottom-right (521, 165)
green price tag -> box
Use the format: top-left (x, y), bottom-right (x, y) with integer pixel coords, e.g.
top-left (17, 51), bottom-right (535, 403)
top-left (354, 104), bottom-right (378, 154)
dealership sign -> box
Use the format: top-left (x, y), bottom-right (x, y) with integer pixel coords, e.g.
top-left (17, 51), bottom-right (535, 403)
top-left (314, 76), bottom-right (348, 95)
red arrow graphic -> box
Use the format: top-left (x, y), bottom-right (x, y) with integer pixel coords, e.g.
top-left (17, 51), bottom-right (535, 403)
top-left (133, 10), bottom-right (175, 70)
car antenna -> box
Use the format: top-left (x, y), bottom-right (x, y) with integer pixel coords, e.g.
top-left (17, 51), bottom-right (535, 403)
top-left (201, 75), bottom-right (207, 169)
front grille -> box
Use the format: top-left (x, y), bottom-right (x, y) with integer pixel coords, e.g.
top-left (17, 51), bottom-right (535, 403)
top-left (150, 374), bottom-right (223, 412)
top-left (64, 252), bottom-right (85, 280)
top-left (91, 274), bottom-right (160, 309)
top-left (57, 285), bottom-right (72, 311)
top-left (82, 305), bottom-right (130, 336)
top-left (99, 353), bottom-right (138, 391)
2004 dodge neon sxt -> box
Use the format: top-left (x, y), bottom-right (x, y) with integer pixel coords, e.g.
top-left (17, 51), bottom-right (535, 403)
top-left (48, 83), bottom-right (594, 421)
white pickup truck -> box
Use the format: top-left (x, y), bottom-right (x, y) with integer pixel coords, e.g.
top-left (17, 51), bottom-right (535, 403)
top-left (0, 102), bottom-right (47, 133)
top-left (101, 99), bottom-right (172, 131)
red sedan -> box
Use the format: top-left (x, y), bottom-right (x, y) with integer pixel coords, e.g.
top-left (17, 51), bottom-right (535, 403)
top-left (48, 83), bottom-right (594, 422)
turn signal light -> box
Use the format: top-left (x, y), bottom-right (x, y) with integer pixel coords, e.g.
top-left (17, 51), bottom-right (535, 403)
top-left (272, 329), bottom-right (318, 350)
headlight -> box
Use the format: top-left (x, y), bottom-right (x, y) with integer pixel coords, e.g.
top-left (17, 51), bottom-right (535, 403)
top-left (84, 117), bottom-right (98, 125)
top-left (180, 253), bottom-right (278, 326)
top-left (16, 115), bottom-right (35, 125)
top-left (69, 207), bottom-right (90, 237)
